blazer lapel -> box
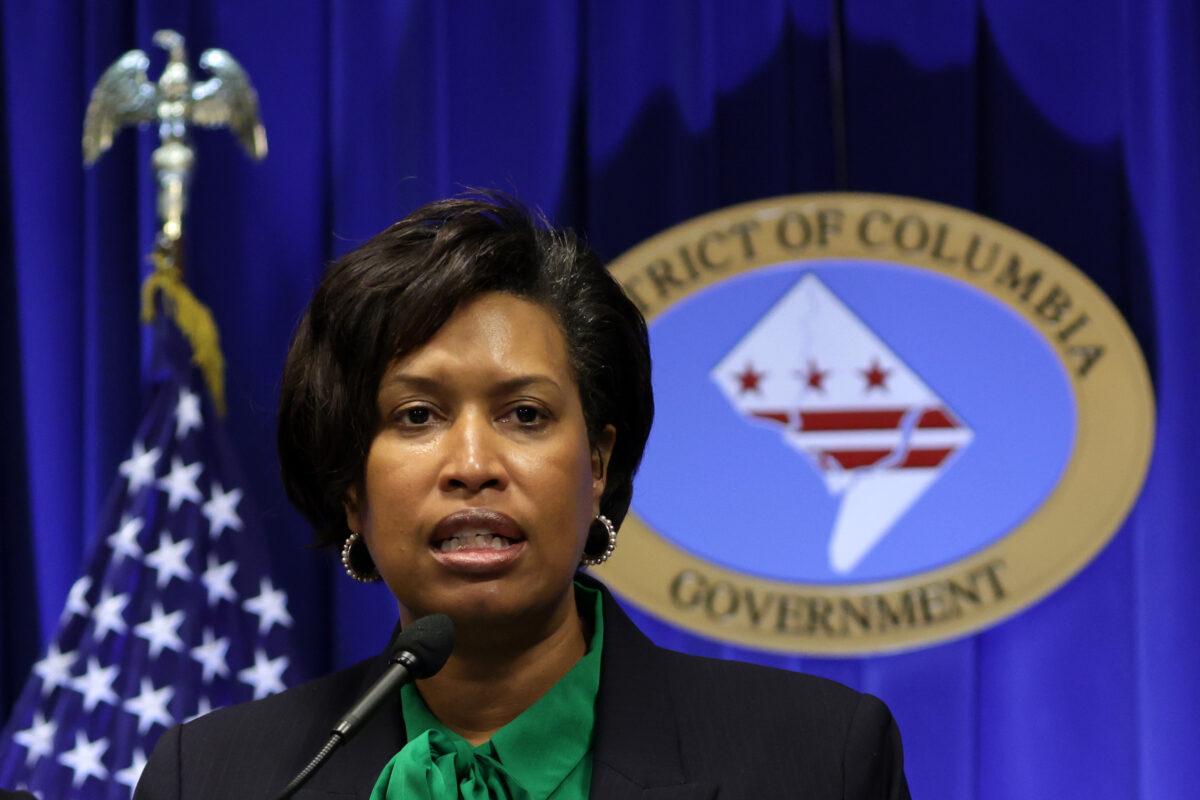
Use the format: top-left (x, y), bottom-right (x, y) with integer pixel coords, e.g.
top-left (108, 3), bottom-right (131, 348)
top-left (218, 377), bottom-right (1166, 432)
top-left (586, 577), bottom-right (718, 800)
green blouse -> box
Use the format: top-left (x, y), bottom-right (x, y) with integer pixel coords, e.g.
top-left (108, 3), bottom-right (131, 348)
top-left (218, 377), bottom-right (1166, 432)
top-left (369, 585), bottom-right (604, 800)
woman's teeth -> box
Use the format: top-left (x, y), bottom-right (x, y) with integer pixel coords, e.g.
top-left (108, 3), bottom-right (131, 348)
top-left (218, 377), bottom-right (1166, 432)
top-left (438, 532), bottom-right (513, 552)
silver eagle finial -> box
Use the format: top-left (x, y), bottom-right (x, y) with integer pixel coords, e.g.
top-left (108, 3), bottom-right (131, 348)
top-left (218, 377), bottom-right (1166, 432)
top-left (82, 29), bottom-right (267, 249)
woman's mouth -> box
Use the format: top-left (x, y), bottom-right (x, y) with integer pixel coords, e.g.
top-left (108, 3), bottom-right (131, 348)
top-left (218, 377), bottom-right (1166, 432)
top-left (437, 531), bottom-right (516, 552)
top-left (429, 509), bottom-right (526, 573)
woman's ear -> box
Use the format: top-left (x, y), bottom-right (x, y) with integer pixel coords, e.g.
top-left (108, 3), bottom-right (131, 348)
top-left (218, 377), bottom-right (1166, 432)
top-left (591, 425), bottom-right (617, 510)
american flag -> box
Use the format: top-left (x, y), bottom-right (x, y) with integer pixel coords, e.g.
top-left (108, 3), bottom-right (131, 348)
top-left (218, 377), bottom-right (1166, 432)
top-left (0, 318), bottom-right (297, 798)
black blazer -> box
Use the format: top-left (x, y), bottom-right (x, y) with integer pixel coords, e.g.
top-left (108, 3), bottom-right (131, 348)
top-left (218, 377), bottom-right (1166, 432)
top-left (136, 581), bottom-right (910, 799)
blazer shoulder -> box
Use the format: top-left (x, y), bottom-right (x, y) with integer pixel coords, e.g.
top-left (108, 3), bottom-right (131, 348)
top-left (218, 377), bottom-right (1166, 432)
top-left (137, 657), bottom-right (385, 799)
top-left (185, 656), bottom-right (381, 739)
top-left (656, 650), bottom-right (910, 798)
top-left (658, 647), bottom-right (865, 715)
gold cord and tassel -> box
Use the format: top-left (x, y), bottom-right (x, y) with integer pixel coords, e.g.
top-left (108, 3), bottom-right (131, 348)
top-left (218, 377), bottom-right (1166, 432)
top-left (139, 247), bottom-right (227, 416)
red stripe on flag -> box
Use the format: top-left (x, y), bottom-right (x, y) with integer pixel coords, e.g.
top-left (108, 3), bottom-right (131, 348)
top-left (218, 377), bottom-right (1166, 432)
top-left (751, 410), bottom-right (789, 425)
top-left (800, 407), bottom-right (958, 431)
top-left (820, 447), bottom-right (955, 469)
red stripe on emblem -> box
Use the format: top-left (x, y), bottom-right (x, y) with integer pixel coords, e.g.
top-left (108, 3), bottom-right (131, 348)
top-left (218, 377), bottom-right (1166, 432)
top-left (820, 447), bottom-right (955, 469)
top-left (751, 410), bottom-right (789, 425)
top-left (800, 408), bottom-right (958, 431)
top-left (823, 449), bottom-right (890, 468)
top-left (802, 411), bottom-right (904, 431)
top-left (917, 409), bottom-right (956, 428)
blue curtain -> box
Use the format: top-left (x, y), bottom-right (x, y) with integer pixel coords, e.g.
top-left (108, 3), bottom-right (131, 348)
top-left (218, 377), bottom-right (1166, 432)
top-left (2, 2), bottom-right (1197, 797)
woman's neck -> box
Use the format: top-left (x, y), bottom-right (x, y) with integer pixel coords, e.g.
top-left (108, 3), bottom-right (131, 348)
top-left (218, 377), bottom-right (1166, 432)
top-left (411, 591), bottom-right (587, 746)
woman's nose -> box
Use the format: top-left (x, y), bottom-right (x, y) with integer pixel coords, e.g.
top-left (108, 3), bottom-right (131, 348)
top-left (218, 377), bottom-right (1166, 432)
top-left (439, 411), bottom-right (508, 494)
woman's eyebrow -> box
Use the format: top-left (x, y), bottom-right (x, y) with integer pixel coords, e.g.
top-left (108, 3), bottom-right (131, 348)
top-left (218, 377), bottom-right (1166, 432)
top-left (381, 373), bottom-right (562, 395)
top-left (381, 373), bottom-right (441, 392)
top-left (493, 375), bottom-right (561, 394)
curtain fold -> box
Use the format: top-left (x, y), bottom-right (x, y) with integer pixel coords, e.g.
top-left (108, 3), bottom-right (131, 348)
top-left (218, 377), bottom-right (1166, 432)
top-left (1121, 1), bottom-right (1200, 796)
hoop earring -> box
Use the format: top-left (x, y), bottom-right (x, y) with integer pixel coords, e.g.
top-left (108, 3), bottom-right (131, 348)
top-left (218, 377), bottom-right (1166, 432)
top-left (580, 514), bottom-right (617, 567)
top-left (341, 531), bottom-right (381, 583)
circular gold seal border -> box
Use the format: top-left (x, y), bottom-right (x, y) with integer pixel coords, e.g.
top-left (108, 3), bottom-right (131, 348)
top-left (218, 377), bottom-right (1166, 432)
top-left (594, 192), bottom-right (1156, 656)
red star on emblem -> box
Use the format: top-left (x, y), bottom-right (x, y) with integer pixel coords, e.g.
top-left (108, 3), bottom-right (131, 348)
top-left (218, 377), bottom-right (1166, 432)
top-left (734, 363), bottom-right (765, 394)
top-left (797, 360), bottom-right (829, 392)
top-left (861, 358), bottom-right (890, 391)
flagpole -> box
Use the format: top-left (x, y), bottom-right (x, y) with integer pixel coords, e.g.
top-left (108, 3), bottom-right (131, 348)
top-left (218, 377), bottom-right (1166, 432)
top-left (0, 30), bottom-right (292, 799)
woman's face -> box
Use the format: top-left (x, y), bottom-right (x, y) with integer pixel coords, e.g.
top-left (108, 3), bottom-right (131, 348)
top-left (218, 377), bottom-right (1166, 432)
top-left (347, 291), bottom-right (615, 630)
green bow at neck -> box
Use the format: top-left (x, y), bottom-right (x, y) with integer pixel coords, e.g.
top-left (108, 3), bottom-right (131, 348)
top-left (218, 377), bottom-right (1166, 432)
top-left (370, 584), bottom-right (604, 800)
top-left (370, 728), bottom-right (532, 800)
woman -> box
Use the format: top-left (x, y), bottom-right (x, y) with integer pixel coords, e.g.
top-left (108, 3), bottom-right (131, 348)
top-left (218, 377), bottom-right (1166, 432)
top-left (136, 195), bottom-right (910, 799)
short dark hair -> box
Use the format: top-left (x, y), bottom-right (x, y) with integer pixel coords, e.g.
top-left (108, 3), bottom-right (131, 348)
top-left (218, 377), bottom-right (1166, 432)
top-left (277, 194), bottom-right (654, 550)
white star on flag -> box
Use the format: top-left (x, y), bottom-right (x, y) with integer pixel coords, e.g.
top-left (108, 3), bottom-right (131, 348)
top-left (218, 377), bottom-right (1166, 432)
top-left (32, 643), bottom-right (77, 696)
top-left (202, 553), bottom-right (239, 606)
top-left (712, 273), bottom-right (973, 573)
top-left (106, 514), bottom-right (145, 563)
top-left (70, 657), bottom-right (119, 712)
top-left (90, 588), bottom-right (130, 640)
top-left (12, 712), bottom-right (56, 766)
top-left (118, 441), bottom-right (161, 494)
top-left (57, 731), bottom-right (109, 787)
top-left (156, 456), bottom-right (204, 510)
top-left (191, 628), bottom-right (232, 682)
top-left (202, 482), bottom-right (244, 537)
top-left (62, 576), bottom-right (92, 621)
top-left (133, 602), bottom-right (186, 658)
top-left (238, 649), bottom-right (289, 700)
top-left (243, 577), bottom-right (293, 634)
top-left (114, 748), bottom-right (148, 792)
top-left (123, 677), bottom-right (176, 734)
top-left (175, 387), bottom-right (204, 438)
top-left (144, 530), bottom-right (195, 588)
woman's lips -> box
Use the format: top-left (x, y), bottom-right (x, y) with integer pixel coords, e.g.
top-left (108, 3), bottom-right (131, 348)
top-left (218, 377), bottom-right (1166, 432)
top-left (429, 509), bottom-right (526, 574)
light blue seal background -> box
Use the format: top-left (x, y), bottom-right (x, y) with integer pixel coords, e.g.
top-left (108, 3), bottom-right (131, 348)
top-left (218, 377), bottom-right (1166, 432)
top-left (632, 259), bottom-right (1077, 584)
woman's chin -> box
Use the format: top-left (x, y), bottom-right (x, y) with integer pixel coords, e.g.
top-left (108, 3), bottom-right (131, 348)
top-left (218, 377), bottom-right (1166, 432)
top-left (400, 578), bottom-right (572, 639)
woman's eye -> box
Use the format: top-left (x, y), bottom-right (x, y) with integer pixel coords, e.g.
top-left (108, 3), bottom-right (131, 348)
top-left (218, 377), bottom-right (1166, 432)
top-left (400, 406), bottom-right (432, 425)
top-left (509, 405), bottom-right (547, 427)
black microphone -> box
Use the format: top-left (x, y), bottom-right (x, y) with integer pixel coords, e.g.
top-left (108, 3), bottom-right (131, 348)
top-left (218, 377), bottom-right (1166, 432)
top-left (273, 613), bottom-right (455, 799)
